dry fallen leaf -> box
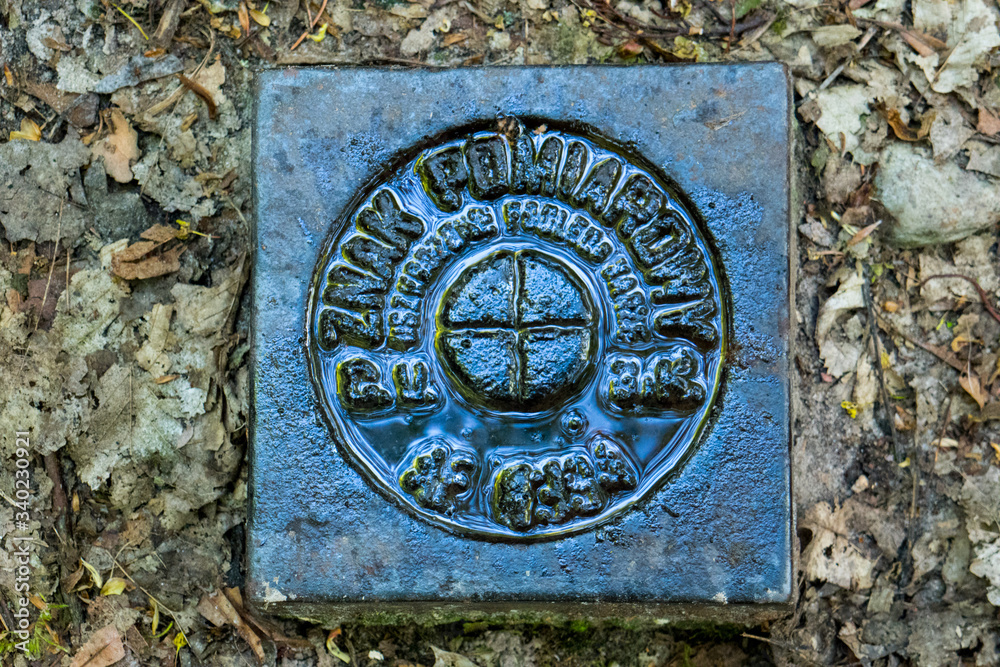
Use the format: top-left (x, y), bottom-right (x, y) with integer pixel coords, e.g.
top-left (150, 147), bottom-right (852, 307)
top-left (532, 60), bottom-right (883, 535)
top-left (80, 557), bottom-right (103, 590)
top-left (847, 220), bottom-right (881, 246)
top-left (112, 245), bottom-right (185, 280)
top-left (5, 288), bottom-right (22, 312)
top-left (328, 628), bottom-right (351, 664)
top-left (100, 577), bottom-right (129, 596)
top-left (951, 334), bottom-right (978, 352)
top-left (618, 40), bottom-right (644, 58)
top-left (9, 117), bottom-right (41, 141)
top-left (62, 562), bottom-right (86, 593)
top-left (70, 624), bottom-right (125, 667)
top-left (249, 7), bottom-right (270, 26)
top-left (91, 108), bottom-right (140, 183)
top-left (150, 598), bottom-right (160, 635)
top-left (883, 107), bottom-right (932, 142)
top-left (111, 224), bottom-right (186, 280)
top-left (978, 107), bottom-right (1000, 137)
top-left (197, 590), bottom-right (266, 663)
top-left (960, 373), bottom-right (987, 410)
top-left (22, 81), bottom-right (98, 127)
top-left (432, 645), bottom-right (479, 667)
top-left (196, 592), bottom-right (229, 627)
top-left (238, 2), bottom-right (251, 35)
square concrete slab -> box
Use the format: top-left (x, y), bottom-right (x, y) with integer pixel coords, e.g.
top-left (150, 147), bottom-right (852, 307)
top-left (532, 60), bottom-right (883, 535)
top-left (249, 65), bottom-right (793, 624)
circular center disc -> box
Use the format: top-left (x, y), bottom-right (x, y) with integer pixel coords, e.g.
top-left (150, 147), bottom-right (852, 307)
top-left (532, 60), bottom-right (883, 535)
top-left (436, 249), bottom-right (596, 413)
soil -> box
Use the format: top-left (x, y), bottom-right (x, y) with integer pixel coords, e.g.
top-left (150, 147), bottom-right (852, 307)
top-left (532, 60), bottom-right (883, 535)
top-left (1, 0), bottom-right (999, 665)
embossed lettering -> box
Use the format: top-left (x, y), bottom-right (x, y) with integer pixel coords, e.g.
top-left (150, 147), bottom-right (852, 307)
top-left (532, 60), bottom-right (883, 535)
top-left (605, 353), bottom-right (642, 410)
top-left (628, 210), bottom-right (688, 270)
top-left (323, 264), bottom-right (386, 311)
top-left (648, 251), bottom-right (711, 303)
top-left (504, 200), bottom-right (613, 265)
top-left (417, 146), bottom-right (468, 213)
top-left (490, 440), bottom-right (637, 532)
top-left (309, 124), bottom-right (727, 538)
top-left (558, 141), bottom-right (589, 201)
top-left (399, 207), bottom-right (499, 295)
top-left (591, 435), bottom-right (638, 493)
top-left (601, 173), bottom-right (666, 238)
top-left (653, 300), bottom-right (718, 348)
top-left (337, 357), bottom-right (392, 412)
top-left (386, 294), bottom-right (420, 351)
top-left (571, 158), bottom-right (622, 216)
top-left (341, 235), bottom-right (404, 281)
top-left (509, 134), bottom-right (538, 194)
top-left (392, 359), bottom-right (440, 408)
top-left (399, 439), bottom-right (477, 514)
top-left (356, 189), bottom-right (425, 252)
top-left (535, 136), bottom-right (563, 197)
top-left (643, 347), bottom-right (706, 411)
top-left (465, 135), bottom-right (509, 201)
top-left (603, 346), bottom-right (706, 413)
top-left (319, 307), bottom-right (384, 350)
top-left (598, 257), bottom-right (652, 344)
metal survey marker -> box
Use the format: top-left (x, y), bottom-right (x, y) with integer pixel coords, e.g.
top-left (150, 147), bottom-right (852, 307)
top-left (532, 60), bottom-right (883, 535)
top-left (249, 65), bottom-right (792, 622)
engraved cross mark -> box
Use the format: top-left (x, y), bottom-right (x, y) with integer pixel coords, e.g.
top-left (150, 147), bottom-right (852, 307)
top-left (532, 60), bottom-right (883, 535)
top-left (436, 250), bottom-right (596, 412)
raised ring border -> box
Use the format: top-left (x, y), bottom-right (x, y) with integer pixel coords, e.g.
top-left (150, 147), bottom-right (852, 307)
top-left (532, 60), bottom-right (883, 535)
top-left (303, 122), bottom-right (728, 540)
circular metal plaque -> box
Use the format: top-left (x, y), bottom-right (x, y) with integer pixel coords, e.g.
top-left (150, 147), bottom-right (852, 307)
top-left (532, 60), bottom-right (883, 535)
top-left (307, 120), bottom-right (727, 539)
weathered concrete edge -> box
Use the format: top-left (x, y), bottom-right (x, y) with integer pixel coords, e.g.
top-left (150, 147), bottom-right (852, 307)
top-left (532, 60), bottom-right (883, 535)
top-left (256, 600), bottom-right (793, 628)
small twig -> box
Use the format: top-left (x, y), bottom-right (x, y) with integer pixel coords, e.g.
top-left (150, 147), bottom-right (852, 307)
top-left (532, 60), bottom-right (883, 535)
top-left (290, 0), bottom-right (329, 50)
top-left (32, 200), bottom-right (64, 334)
top-left (63, 244), bottom-right (71, 313)
top-left (44, 452), bottom-right (71, 550)
top-left (0, 597), bottom-right (15, 634)
top-left (177, 74), bottom-right (217, 119)
top-left (818, 26), bottom-right (877, 91)
top-left (879, 315), bottom-right (965, 373)
top-left (919, 273), bottom-right (1000, 324)
top-left (863, 262), bottom-right (905, 462)
top-left (931, 395), bottom-right (954, 454)
top-left (142, 28), bottom-right (215, 117)
top-left (572, 0), bottom-right (687, 39)
top-left (109, 1), bottom-right (150, 40)
top-left (461, 0), bottom-right (491, 23)
top-left (128, 366), bottom-right (134, 463)
top-left (112, 555), bottom-right (197, 655)
top-left (702, 12), bottom-right (769, 37)
top-left (346, 637), bottom-right (358, 666)
top-left (222, 194), bottom-right (249, 228)
top-left (729, 0), bottom-right (736, 45)
top-left (44, 453), bottom-right (68, 520)
top-left (151, 0), bottom-right (187, 48)
top-left (730, 12), bottom-right (777, 51)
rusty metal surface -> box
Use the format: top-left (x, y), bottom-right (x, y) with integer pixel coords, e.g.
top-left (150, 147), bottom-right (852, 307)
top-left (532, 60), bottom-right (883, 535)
top-left (248, 65), bottom-right (792, 621)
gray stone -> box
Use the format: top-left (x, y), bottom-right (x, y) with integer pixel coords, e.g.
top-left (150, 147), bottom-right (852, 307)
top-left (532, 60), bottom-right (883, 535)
top-left (876, 142), bottom-right (1000, 247)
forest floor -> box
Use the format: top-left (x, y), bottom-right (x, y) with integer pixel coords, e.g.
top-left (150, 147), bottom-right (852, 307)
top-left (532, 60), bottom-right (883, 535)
top-left (1, 0), bottom-right (999, 664)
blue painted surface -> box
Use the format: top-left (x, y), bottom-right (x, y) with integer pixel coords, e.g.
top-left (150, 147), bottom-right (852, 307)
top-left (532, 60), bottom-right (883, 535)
top-left (248, 65), bottom-right (791, 616)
